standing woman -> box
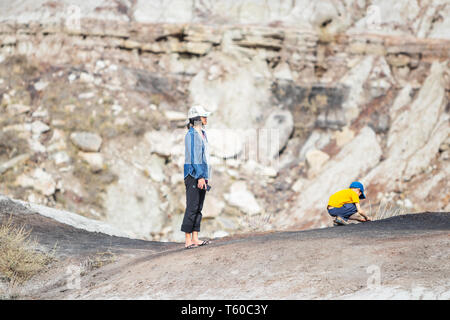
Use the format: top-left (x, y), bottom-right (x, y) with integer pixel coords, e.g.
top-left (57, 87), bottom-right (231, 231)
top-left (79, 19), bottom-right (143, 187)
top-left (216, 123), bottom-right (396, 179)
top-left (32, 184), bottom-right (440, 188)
top-left (181, 105), bottom-right (212, 249)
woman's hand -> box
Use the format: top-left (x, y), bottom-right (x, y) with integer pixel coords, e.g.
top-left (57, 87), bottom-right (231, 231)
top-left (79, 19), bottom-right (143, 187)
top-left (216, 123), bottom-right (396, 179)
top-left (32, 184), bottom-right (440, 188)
top-left (197, 178), bottom-right (207, 189)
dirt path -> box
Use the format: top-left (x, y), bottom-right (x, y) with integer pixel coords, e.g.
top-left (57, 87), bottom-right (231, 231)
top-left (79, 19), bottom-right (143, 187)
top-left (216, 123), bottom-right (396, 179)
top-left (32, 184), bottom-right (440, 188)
top-left (11, 211), bottom-right (448, 300)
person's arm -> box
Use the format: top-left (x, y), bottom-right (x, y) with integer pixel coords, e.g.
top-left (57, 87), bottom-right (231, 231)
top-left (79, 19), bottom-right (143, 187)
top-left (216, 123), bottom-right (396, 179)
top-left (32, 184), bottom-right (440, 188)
top-left (355, 202), bottom-right (371, 221)
top-left (191, 132), bottom-right (207, 189)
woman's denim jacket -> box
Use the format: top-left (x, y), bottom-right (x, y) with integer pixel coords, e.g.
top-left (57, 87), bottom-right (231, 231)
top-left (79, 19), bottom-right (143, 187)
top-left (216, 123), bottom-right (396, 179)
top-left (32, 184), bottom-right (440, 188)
top-left (183, 127), bottom-right (210, 180)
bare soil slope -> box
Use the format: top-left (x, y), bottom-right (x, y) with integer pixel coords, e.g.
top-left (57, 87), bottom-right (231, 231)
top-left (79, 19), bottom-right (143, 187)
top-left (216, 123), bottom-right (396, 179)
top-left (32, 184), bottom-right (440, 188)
top-left (1, 199), bottom-right (449, 299)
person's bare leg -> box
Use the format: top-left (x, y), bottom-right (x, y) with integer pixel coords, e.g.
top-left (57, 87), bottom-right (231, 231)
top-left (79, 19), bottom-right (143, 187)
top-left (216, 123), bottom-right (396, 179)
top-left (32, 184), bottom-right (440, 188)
top-left (185, 232), bottom-right (194, 248)
top-left (192, 231), bottom-right (201, 245)
top-left (192, 231), bottom-right (210, 246)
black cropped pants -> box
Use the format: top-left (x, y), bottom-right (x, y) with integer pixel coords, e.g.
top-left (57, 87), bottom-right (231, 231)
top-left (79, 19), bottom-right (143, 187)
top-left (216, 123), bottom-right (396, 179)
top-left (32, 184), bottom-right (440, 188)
top-left (181, 175), bottom-right (206, 233)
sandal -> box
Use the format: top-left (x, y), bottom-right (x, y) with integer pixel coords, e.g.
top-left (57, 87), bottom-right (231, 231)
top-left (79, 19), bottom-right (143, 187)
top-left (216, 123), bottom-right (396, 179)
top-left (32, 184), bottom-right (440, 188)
top-left (185, 244), bottom-right (198, 250)
top-left (199, 240), bottom-right (211, 246)
top-left (335, 216), bottom-right (349, 225)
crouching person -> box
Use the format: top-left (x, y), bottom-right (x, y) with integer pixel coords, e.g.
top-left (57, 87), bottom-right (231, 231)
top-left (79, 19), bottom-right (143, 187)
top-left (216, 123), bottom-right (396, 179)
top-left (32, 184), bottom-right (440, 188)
top-left (327, 181), bottom-right (371, 225)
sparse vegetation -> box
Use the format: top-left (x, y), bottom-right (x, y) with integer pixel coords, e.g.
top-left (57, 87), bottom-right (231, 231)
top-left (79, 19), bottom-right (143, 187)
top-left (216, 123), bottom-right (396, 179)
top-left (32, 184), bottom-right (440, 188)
top-left (368, 200), bottom-right (407, 221)
top-left (242, 213), bottom-right (273, 232)
top-left (80, 251), bottom-right (116, 276)
top-left (0, 216), bottom-right (56, 284)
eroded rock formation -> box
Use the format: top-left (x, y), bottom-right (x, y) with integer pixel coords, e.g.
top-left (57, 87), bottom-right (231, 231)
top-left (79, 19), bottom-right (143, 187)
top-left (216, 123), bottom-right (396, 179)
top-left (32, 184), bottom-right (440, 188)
top-left (0, 0), bottom-right (449, 239)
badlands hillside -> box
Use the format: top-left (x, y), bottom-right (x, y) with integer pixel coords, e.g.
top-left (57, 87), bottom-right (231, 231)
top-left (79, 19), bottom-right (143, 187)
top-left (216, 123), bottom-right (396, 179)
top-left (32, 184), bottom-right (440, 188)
top-left (0, 195), bottom-right (449, 299)
top-left (0, 0), bottom-right (449, 243)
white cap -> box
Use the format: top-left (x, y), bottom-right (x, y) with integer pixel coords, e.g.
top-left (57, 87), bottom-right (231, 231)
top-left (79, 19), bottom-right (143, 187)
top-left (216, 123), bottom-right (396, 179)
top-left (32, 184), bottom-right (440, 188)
top-left (188, 105), bottom-right (211, 119)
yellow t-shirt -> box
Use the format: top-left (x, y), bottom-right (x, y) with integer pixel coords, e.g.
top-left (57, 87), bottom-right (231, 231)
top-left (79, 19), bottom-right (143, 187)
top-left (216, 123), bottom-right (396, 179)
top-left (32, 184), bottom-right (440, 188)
top-left (328, 189), bottom-right (360, 208)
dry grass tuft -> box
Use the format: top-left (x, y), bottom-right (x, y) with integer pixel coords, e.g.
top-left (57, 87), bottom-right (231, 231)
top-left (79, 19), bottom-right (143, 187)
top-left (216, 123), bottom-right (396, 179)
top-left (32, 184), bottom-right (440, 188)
top-left (80, 251), bottom-right (116, 276)
top-left (0, 216), bottom-right (56, 285)
top-left (368, 200), bottom-right (407, 221)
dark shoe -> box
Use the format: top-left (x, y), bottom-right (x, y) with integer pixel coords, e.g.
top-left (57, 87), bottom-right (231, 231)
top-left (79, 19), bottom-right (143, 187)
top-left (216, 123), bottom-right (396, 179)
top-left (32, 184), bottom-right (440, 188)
top-left (185, 244), bottom-right (198, 250)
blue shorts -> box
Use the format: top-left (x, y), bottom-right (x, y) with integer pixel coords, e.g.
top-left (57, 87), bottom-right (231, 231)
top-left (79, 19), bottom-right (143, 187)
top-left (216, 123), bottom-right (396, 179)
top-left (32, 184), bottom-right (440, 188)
top-left (327, 203), bottom-right (357, 221)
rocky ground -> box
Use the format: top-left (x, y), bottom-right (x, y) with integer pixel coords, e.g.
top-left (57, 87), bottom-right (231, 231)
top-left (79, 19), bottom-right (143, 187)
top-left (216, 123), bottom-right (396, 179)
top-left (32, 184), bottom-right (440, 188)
top-left (0, 0), bottom-right (449, 243)
top-left (0, 196), bottom-right (449, 300)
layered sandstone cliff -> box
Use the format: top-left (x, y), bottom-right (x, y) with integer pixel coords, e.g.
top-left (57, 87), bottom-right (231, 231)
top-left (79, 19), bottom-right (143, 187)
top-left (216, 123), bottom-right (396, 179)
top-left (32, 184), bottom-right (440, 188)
top-left (0, 0), bottom-right (449, 240)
